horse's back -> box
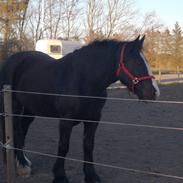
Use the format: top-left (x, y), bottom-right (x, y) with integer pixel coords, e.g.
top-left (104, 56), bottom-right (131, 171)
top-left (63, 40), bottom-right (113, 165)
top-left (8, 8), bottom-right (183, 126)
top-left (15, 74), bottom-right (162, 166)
top-left (1, 51), bottom-right (56, 87)
top-left (0, 51), bottom-right (63, 116)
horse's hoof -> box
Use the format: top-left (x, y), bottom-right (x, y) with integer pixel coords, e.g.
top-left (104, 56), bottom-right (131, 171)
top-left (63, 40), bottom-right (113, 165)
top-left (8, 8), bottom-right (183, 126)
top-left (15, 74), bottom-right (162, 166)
top-left (17, 165), bottom-right (31, 178)
top-left (16, 154), bottom-right (32, 178)
top-left (53, 176), bottom-right (69, 183)
top-left (85, 181), bottom-right (101, 183)
top-left (85, 175), bottom-right (101, 183)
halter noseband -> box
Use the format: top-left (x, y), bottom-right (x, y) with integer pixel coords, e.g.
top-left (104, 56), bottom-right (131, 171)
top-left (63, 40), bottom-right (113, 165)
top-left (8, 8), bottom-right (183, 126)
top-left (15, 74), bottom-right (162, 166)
top-left (116, 44), bottom-right (155, 93)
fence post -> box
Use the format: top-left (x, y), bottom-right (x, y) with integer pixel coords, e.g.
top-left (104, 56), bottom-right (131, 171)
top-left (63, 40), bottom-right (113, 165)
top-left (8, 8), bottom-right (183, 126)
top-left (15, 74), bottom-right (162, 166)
top-left (3, 85), bottom-right (16, 183)
top-left (177, 66), bottom-right (180, 79)
top-left (0, 87), bottom-right (6, 182)
top-left (158, 69), bottom-right (161, 83)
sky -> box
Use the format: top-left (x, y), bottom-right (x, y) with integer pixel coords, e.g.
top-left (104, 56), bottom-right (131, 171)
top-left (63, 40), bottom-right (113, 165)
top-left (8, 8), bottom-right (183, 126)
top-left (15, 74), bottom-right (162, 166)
top-left (137, 0), bottom-right (183, 29)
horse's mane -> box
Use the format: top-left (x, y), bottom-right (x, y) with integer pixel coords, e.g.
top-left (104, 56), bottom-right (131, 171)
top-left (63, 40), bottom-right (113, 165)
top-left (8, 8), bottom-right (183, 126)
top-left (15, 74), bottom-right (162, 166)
top-left (88, 39), bottom-right (122, 48)
top-left (61, 39), bottom-right (126, 61)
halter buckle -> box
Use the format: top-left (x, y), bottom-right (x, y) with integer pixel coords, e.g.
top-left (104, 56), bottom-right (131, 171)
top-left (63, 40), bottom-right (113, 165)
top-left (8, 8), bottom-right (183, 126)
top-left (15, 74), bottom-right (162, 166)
top-left (132, 78), bottom-right (139, 85)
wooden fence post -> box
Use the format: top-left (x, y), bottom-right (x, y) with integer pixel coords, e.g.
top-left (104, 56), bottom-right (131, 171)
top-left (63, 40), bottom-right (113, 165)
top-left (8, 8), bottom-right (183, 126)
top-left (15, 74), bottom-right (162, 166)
top-left (177, 66), bottom-right (180, 79)
top-left (0, 87), bottom-right (6, 182)
top-left (3, 85), bottom-right (15, 183)
top-left (158, 68), bottom-right (161, 83)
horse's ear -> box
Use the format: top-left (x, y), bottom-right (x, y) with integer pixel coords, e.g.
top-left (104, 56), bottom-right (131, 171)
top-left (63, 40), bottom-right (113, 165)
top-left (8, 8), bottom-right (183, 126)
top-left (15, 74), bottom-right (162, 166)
top-left (139, 35), bottom-right (145, 46)
top-left (136, 35), bottom-right (145, 50)
top-left (128, 35), bottom-right (144, 52)
top-left (134, 35), bottom-right (140, 42)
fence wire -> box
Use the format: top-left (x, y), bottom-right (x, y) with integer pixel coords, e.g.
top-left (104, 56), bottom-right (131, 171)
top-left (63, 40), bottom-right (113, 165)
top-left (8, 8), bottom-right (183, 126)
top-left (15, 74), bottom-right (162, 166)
top-left (2, 89), bottom-right (183, 105)
top-left (1, 113), bottom-right (183, 132)
top-left (0, 142), bottom-right (183, 181)
top-left (1, 88), bottom-right (183, 182)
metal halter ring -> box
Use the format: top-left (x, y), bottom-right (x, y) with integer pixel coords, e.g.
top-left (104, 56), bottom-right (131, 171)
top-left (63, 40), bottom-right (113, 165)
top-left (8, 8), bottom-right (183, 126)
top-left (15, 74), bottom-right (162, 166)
top-left (132, 78), bottom-right (139, 85)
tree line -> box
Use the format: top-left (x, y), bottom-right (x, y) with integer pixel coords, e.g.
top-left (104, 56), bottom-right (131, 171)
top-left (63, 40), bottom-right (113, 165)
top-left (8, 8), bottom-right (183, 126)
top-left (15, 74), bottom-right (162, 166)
top-left (144, 22), bottom-right (183, 71)
top-left (0, 0), bottom-right (183, 71)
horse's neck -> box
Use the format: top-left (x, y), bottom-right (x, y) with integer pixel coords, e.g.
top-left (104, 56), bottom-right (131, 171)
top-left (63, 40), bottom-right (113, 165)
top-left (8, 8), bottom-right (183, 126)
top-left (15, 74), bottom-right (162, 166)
top-left (76, 47), bottom-right (118, 91)
top-left (56, 45), bottom-right (119, 93)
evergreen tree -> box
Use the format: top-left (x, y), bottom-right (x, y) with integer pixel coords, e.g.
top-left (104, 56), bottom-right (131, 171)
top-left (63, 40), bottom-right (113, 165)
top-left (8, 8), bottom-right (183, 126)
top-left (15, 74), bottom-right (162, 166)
top-left (172, 22), bottom-right (183, 69)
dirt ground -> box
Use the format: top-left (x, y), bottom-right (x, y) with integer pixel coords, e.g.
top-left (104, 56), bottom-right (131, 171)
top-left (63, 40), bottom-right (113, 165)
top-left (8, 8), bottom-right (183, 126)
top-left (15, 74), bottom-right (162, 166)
top-left (0, 83), bottom-right (183, 183)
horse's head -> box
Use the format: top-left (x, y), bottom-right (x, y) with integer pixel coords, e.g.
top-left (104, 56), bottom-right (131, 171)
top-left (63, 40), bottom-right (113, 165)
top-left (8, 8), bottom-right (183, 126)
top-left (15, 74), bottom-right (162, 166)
top-left (117, 36), bottom-right (160, 100)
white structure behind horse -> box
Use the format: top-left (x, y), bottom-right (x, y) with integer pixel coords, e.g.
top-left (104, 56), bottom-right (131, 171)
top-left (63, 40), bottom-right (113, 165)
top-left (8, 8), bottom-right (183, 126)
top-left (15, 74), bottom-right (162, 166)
top-left (35, 39), bottom-right (83, 59)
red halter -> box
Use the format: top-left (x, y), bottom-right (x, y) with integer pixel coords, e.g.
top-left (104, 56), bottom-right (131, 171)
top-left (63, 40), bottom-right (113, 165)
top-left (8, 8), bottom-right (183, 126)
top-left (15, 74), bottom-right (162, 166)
top-left (116, 45), bottom-right (155, 93)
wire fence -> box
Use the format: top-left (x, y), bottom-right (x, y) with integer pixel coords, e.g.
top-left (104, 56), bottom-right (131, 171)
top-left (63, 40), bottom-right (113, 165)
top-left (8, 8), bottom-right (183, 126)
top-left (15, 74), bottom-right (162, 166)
top-left (1, 88), bottom-right (183, 104)
top-left (1, 113), bottom-right (183, 132)
top-left (1, 88), bottom-right (183, 182)
top-left (1, 142), bottom-right (183, 181)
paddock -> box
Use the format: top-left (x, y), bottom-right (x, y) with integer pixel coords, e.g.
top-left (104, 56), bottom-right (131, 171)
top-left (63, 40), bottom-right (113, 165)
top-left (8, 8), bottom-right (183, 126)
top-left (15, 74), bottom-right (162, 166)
top-left (0, 83), bottom-right (183, 183)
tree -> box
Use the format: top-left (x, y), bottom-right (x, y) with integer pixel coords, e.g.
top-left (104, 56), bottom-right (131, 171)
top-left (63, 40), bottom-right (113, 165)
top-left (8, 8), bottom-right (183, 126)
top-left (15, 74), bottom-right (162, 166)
top-left (27, 0), bottom-right (57, 42)
top-left (171, 22), bottom-right (183, 69)
top-left (104, 0), bottom-right (137, 38)
top-left (85, 0), bottom-right (137, 42)
top-left (60, 0), bottom-right (82, 40)
top-left (139, 12), bottom-right (164, 69)
top-left (85, 0), bottom-right (103, 42)
top-left (157, 29), bottom-right (173, 69)
top-left (27, 0), bottom-right (81, 43)
top-left (0, 0), bottom-right (29, 59)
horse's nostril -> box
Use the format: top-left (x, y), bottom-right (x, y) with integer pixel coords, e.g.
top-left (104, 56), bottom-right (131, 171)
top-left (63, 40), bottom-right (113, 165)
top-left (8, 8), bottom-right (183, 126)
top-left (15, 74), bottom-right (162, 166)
top-left (150, 88), bottom-right (157, 100)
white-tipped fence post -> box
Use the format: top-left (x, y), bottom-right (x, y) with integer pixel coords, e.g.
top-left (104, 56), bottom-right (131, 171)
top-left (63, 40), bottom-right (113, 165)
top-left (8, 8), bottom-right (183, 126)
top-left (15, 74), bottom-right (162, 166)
top-left (3, 85), bottom-right (15, 183)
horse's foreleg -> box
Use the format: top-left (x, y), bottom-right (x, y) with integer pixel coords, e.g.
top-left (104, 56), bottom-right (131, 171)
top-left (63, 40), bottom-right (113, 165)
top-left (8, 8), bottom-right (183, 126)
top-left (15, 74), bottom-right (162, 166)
top-left (83, 122), bottom-right (100, 183)
top-left (52, 121), bottom-right (73, 183)
top-left (13, 108), bottom-right (34, 178)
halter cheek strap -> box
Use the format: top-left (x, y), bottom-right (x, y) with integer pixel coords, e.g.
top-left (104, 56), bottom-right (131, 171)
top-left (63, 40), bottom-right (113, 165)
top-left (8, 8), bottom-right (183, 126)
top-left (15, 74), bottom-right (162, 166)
top-left (116, 45), bottom-right (155, 93)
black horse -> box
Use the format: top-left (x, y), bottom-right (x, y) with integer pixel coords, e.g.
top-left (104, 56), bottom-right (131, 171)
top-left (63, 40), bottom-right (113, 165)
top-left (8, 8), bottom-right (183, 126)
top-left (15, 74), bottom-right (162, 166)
top-left (0, 36), bottom-right (160, 183)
